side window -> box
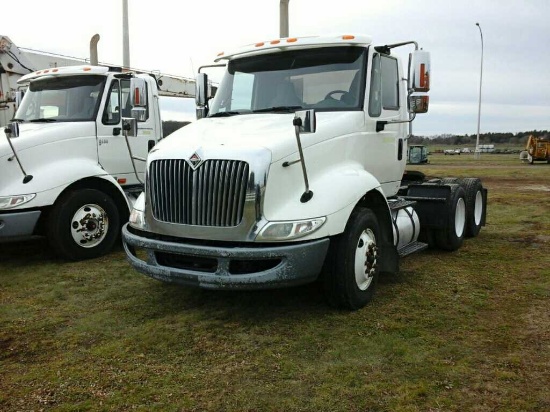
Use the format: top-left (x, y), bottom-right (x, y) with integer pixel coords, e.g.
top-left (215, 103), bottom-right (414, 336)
top-left (103, 80), bottom-right (121, 125)
top-left (368, 54), bottom-right (381, 117)
top-left (381, 56), bottom-right (399, 110)
top-left (369, 54), bottom-right (400, 117)
top-left (120, 79), bottom-right (132, 118)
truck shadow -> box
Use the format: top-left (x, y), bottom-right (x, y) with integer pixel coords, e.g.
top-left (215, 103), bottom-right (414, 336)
top-left (0, 237), bottom-right (55, 264)
top-left (146, 280), bottom-right (334, 321)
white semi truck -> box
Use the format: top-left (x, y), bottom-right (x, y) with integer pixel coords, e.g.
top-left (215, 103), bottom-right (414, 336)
top-left (122, 34), bottom-right (487, 309)
top-left (1, 64), bottom-right (196, 260)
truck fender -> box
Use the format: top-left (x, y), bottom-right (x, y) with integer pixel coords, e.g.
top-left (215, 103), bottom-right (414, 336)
top-left (4, 158), bottom-right (124, 209)
top-left (264, 159), bottom-right (386, 236)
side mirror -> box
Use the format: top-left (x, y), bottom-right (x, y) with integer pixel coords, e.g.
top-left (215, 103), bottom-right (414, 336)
top-left (409, 93), bottom-right (429, 114)
top-left (131, 107), bottom-right (147, 122)
top-left (15, 91), bottom-right (24, 109)
top-left (4, 122), bottom-right (20, 138)
top-left (195, 73), bottom-right (208, 108)
top-left (130, 78), bottom-right (147, 108)
top-left (293, 109), bottom-right (316, 133)
top-left (122, 117), bottom-right (138, 137)
top-left (409, 50), bottom-right (431, 92)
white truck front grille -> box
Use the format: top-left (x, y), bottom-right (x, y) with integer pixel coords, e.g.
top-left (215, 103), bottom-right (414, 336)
top-left (148, 159), bottom-right (249, 227)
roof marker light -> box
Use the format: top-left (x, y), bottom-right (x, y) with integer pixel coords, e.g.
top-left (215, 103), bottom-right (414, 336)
top-left (342, 35), bottom-right (355, 40)
top-left (43, 69), bottom-right (49, 73)
top-left (270, 39), bottom-right (281, 45)
top-left (217, 51), bottom-right (224, 57)
top-left (83, 67), bottom-right (92, 71)
top-left (286, 38), bottom-right (297, 43)
top-left (52, 68), bottom-right (58, 72)
top-left (255, 42), bottom-right (265, 47)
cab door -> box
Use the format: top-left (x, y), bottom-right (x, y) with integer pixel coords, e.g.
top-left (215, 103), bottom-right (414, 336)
top-left (96, 78), bottom-right (158, 185)
top-left (366, 53), bottom-right (406, 195)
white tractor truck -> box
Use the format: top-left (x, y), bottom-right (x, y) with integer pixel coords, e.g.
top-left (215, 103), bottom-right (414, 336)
top-left (1, 64), bottom-right (196, 260)
top-left (122, 34), bottom-right (487, 310)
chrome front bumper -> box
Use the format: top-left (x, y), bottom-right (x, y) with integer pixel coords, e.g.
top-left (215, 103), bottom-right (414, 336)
top-left (122, 223), bottom-right (330, 290)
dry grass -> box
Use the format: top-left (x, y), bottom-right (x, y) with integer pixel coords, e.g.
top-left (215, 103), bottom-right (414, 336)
top-left (1, 153), bottom-right (549, 411)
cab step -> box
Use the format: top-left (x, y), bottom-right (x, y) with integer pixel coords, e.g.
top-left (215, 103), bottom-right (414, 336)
top-left (398, 241), bottom-right (428, 257)
top-left (388, 198), bottom-right (417, 211)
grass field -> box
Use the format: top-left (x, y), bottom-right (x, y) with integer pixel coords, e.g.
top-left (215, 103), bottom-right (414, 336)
top-left (1, 154), bottom-right (549, 411)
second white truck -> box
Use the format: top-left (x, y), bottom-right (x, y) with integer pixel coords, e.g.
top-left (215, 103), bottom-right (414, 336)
top-left (1, 65), bottom-right (195, 260)
top-left (122, 34), bottom-right (487, 309)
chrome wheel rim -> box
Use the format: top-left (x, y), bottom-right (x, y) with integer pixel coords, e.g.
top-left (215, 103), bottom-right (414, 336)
top-left (474, 190), bottom-right (483, 226)
top-left (455, 198), bottom-right (466, 238)
top-left (355, 229), bottom-right (377, 290)
top-left (70, 204), bottom-right (109, 248)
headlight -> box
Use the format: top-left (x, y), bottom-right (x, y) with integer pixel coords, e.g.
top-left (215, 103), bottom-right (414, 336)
top-left (257, 217), bottom-right (326, 241)
top-left (129, 192), bottom-right (146, 229)
top-left (0, 194), bottom-right (36, 210)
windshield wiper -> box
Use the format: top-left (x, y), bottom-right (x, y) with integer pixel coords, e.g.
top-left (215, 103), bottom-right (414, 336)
top-left (29, 118), bottom-right (57, 122)
top-left (253, 106), bottom-right (303, 113)
top-left (208, 111), bottom-right (244, 118)
top-left (11, 118), bottom-right (25, 122)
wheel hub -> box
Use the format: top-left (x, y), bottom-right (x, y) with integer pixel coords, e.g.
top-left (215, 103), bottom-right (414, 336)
top-left (355, 229), bottom-right (377, 291)
top-left (70, 204), bottom-right (109, 248)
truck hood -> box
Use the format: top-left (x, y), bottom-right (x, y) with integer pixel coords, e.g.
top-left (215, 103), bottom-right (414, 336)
top-left (0, 122), bottom-right (96, 157)
top-left (151, 112), bottom-right (360, 163)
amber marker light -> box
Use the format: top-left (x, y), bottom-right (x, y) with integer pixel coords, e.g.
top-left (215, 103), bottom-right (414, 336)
top-left (286, 38), bottom-right (297, 43)
top-left (342, 35), bottom-right (355, 40)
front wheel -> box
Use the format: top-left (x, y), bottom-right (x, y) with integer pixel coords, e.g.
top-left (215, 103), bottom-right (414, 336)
top-left (323, 207), bottom-right (380, 310)
top-left (48, 188), bottom-right (120, 260)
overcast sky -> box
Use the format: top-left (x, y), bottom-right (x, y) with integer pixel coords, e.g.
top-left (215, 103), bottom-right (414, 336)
top-left (3, 0), bottom-right (549, 136)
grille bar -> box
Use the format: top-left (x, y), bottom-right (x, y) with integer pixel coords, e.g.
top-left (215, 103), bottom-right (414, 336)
top-left (149, 159), bottom-right (250, 227)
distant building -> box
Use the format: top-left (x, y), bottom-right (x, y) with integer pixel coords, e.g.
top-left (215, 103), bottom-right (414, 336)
top-left (478, 144), bottom-right (495, 153)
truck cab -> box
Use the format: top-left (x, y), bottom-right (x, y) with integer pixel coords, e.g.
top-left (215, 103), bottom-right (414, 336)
top-left (1, 66), bottom-right (162, 259)
top-left (123, 34), bottom-right (485, 310)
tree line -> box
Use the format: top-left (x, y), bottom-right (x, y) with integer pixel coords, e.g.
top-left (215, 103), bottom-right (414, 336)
top-left (409, 130), bottom-right (549, 146)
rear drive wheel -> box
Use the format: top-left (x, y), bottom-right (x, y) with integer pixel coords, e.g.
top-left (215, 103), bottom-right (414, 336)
top-left (435, 184), bottom-right (466, 251)
top-left (324, 207), bottom-right (380, 310)
top-left (49, 189), bottom-right (120, 260)
top-left (461, 178), bottom-right (485, 238)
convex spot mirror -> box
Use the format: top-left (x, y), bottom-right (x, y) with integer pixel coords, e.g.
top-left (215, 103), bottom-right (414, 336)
top-left (293, 109), bottom-right (316, 133)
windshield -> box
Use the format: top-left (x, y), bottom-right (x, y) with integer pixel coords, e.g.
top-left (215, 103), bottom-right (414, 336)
top-left (209, 46), bottom-right (366, 116)
top-left (15, 75), bottom-right (105, 122)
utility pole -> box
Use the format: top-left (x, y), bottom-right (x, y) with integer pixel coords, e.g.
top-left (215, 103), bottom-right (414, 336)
top-left (280, 0), bottom-right (290, 38)
top-left (123, 0), bottom-right (130, 69)
top-left (475, 22), bottom-right (484, 159)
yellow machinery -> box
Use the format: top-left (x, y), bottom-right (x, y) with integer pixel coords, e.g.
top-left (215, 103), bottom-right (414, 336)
top-left (520, 135), bottom-right (550, 164)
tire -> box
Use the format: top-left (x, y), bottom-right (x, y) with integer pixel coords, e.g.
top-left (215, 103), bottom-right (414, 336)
top-left (48, 188), bottom-right (120, 261)
top-left (461, 178), bottom-right (485, 238)
top-left (440, 177), bottom-right (460, 185)
top-left (323, 207), bottom-right (380, 310)
top-left (434, 184), bottom-right (467, 251)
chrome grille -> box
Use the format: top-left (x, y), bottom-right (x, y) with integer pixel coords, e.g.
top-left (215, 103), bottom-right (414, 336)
top-left (149, 159), bottom-right (250, 226)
